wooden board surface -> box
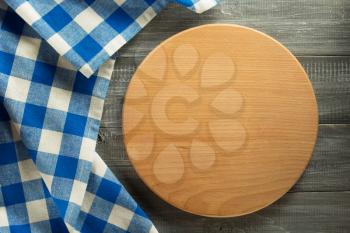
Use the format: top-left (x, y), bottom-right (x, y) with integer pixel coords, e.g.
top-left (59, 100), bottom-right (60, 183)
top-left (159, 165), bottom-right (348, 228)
top-left (122, 24), bottom-right (318, 217)
top-left (98, 0), bottom-right (350, 231)
top-left (102, 57), bottom-right (350, 127)
top-left (98, 124), bottom-right (350, 232)
top-left (99, 124), bottom-right (350, 192)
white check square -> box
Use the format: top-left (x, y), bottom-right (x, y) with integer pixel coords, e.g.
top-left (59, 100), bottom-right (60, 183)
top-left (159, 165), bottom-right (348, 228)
top-left (108, 205), bottom-right (134, 230)
top-left (15, 2), bottom-right (41, 25)
top-left (47, 86), bottom-right (72, 112)
top-left (88, 96), bottom-right (104, 120)
top-left (80, 64), bottom-right (94, 77)
top-left (136, 7), bottom-right (156, 28)
top-left (92, 154), bottom-right (107, 178)
top-left (193, 0), bottom-right (217, 13)
top-left (16, 36), bottom-right (41, 60)
top-left (74, 7), bottom-right (103, 33)
top-left (70, 180), bottom-right (87, 205)
top-left (26, 200), bottom-right (49, 223)
top-left (38, 129), bottom-right (63, 155)
top-left (47, 34), bottom-right (71, 55)
top-left (5, 76), bottom-right (30, 103)
top-left (18, 159), bottom-right (41, 182)
top-left (104, 35), bottom-right (126, 56)
top-left (0, 207), bottom-right (9, 227)
top-left (97, 59), bottom-right (114, 79)
top-left (81, 192), bottom-right (94, 213)
top-left (80, 137), bottom-right (96, 161)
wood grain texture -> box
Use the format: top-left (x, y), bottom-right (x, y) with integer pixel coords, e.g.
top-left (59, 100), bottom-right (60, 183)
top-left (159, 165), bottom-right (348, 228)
top-left (97, 125), bottom-right (350, 193)
top-left (96, 172), bottom-right (350, 233)
top-left (122, 191), bottom-right (350, 233)
top-left (97, 125), bottom-right (350, 232)
top-left (122, 24), bottom-right (318, 217)
top-left (117, 0), bottom-right (350, 57)
top-left (98, 0), bottom-right (350, 231)
top-left (102, 56), bottom-right (350, 127)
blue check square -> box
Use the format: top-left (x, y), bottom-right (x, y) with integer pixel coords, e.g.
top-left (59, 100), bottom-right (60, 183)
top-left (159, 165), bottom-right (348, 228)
top-left (6, 203), bottom-right (29, 225)
top-left (73, 35), bottom-right (102, 62)
top-left (0, 102), bottom-right (10, 121)
top-left (2, 183), bottom-right (26, 206)
top-left (1, 10), bottom-right (24, 35)
top-left (84, 0), bottom-right (95, 6)
top-left (27, 82), bottom-right (51, 106)
top-left (10, 56), bottom-right (36, 81)
top-left (35, 152), bottom-right (58, 174)
top-left (145, 0), bottom-right (157, 4)
top-left (10, 224), bottom-right (30, 232)
top-left (81, 214), bottom-right (107, 233)
top-left (51, 177), bottom-right (74, 200)
top-left (0, 163), bottom-right (21, 186)
top-left (53, 197), bottom-right (69, 218)
top-left (49, 218), bottom-right (69, 233)
top-left (106, 8), bottom-right (134, 33)
top-left (43, 5), bottom-right (72, 32)
top-left (28, 221), bottom-right (52, 233)
top-left (54, 156), bottom-right (78, 179)
top-left (32, 61), bottom-right (56, 86)
top-left (73, 72), bottom-right (96, 96)
top-left (43, 108), bottom-right (67, 131)
top-left (22, 180), bottom-right (46, 202)
top-left (37, 42), bottom-right (59, 65)
top-left (63, 112), bottom-right (87, 136)
top-left (0, 51), bottom-right (15, 75)
top-left (96, 178), bottom-right (121, 203)
top-left (0, 142), bottom-right (17, 165)
top-left (22, 103), bottom-right (46, 128)
top-left (88, 196), bottom-right (113, 221)
top-left (59, 134), bottom-right (82, 157)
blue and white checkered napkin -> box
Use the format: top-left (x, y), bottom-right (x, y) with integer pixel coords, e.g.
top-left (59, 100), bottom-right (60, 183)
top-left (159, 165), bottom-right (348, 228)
top-left (0, 0), bottom-right (217, 232)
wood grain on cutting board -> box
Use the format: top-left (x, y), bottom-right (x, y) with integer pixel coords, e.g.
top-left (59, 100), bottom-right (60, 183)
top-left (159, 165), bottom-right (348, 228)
top-left (122, 24), bottom-right (318, 217)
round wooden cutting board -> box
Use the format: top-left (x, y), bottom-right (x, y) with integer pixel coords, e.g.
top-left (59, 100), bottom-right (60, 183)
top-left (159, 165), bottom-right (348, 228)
top-left (122, 24), bottom-right (318, 217)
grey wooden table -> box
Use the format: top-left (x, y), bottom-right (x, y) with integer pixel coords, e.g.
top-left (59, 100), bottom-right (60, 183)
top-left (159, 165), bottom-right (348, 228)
top-left (96, 1), bottom-right (350, 232)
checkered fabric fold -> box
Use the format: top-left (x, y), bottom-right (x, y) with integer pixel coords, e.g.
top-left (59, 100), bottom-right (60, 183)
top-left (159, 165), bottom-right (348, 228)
top-left (0, 0), bottom-right (218, 232)
top-left (4, 0), bottom-right (218, 77)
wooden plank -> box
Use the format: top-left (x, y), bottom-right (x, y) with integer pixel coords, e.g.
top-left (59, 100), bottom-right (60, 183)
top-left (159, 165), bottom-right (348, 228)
top-left (101, 56), bottom-right (350, 127)
top-left (116, 0), bottom-right (350, 57)
top-left (111, 190), bottom-right (350, 233)
top-left (97, 124), bottom-right (350, 192)
top-left (305, 56), bottom-right (350, 124)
